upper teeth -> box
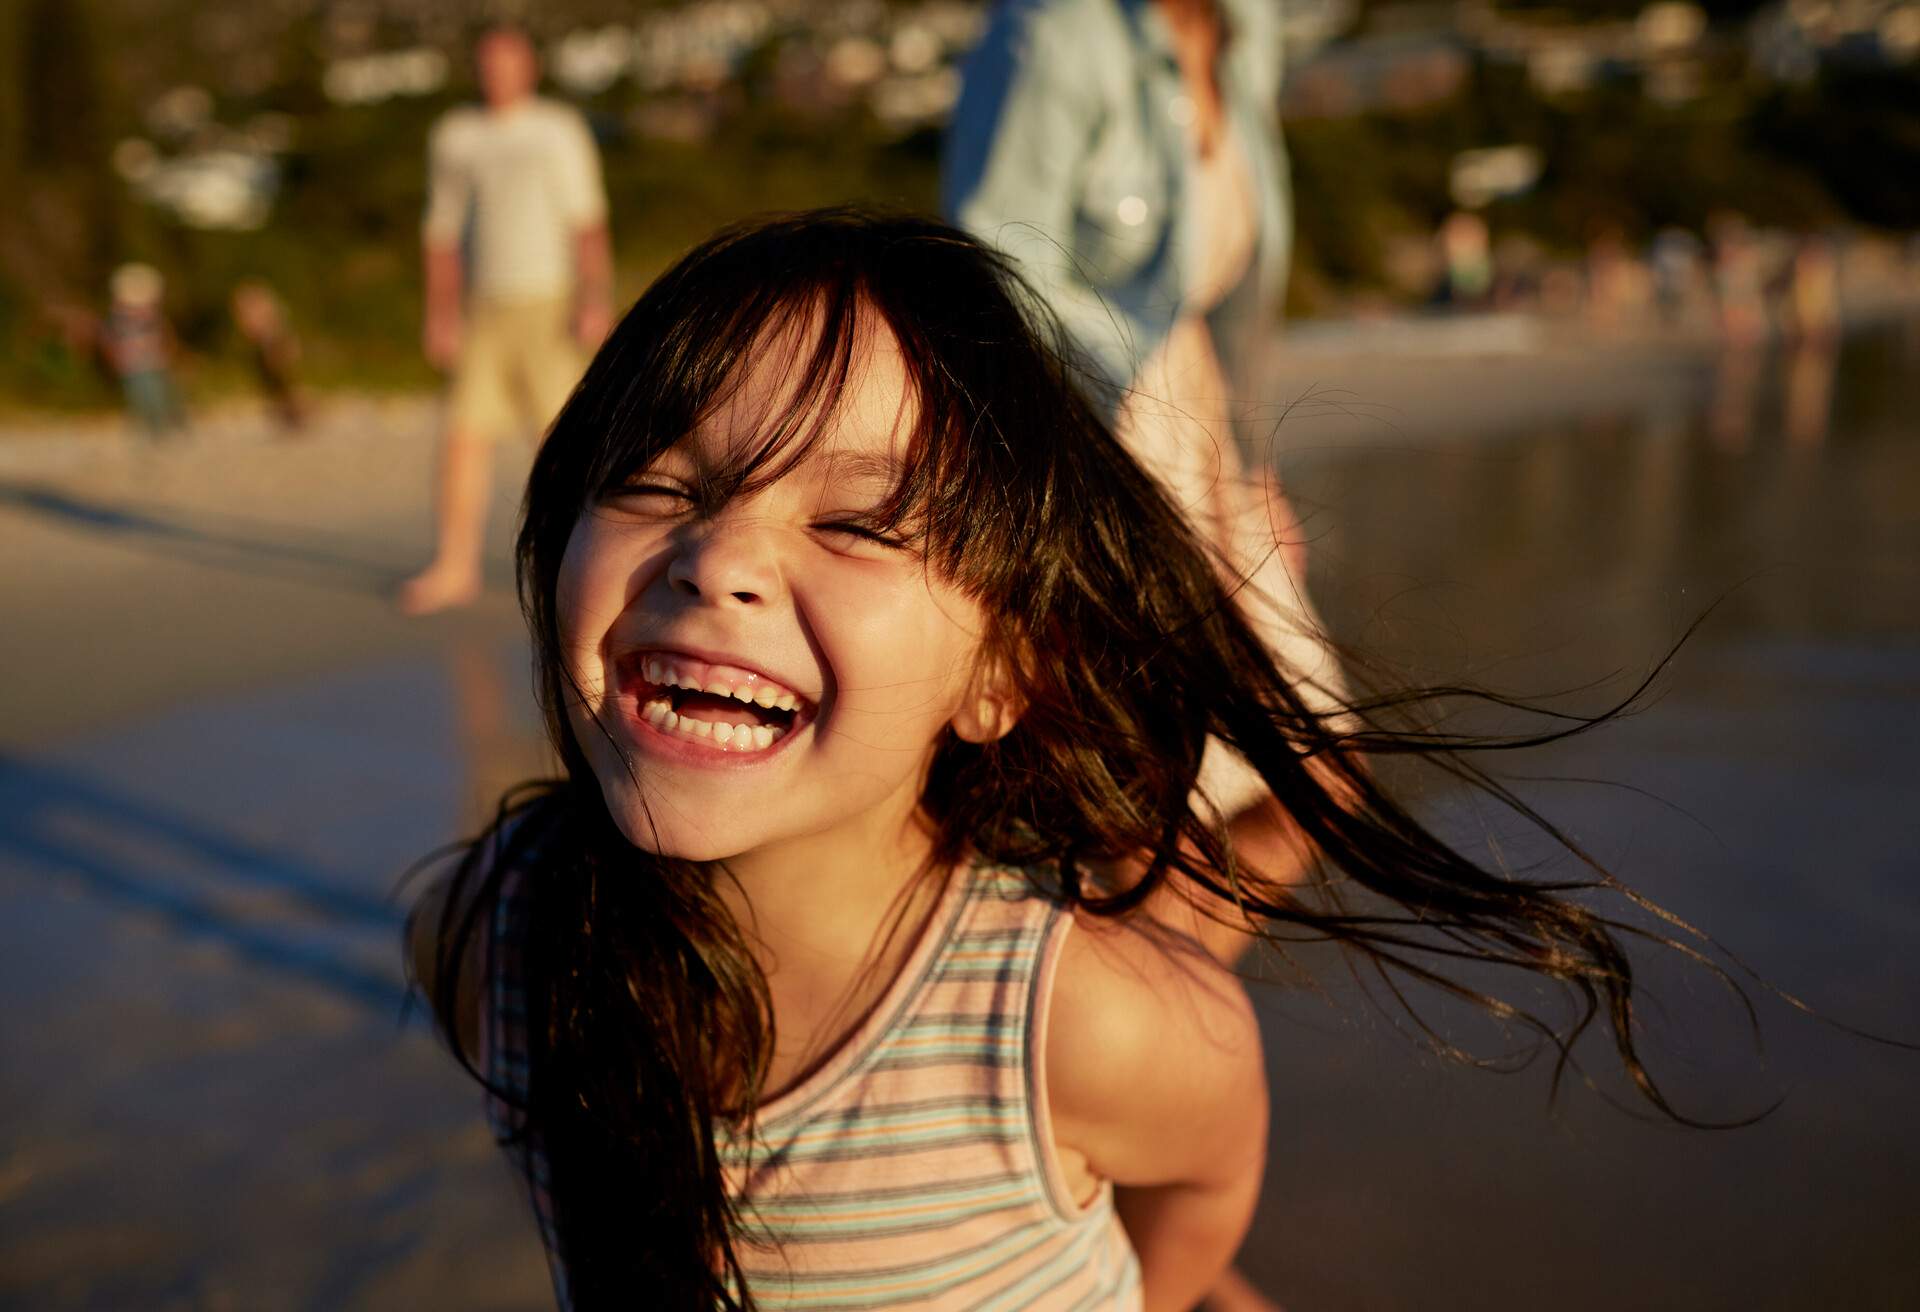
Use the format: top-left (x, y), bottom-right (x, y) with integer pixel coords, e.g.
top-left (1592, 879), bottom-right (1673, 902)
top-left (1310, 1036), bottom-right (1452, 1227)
top-left (643, 656), bottom-right (799, 712)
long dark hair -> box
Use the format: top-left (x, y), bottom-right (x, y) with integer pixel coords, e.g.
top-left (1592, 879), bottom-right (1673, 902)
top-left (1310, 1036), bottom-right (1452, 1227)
top-left (412, 208), bottom-right (1741, 1307)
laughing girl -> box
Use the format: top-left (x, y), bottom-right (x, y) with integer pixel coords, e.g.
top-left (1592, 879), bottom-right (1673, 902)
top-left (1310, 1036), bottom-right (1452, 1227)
top-left (411, 210), bottom-right (1701, 1310)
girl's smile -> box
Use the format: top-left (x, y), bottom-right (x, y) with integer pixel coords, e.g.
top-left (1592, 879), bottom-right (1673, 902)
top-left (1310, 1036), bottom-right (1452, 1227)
top-left (613, 647), bottom-right (816, 761)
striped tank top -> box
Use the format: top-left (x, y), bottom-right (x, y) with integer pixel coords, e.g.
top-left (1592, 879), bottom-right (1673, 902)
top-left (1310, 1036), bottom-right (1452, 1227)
top-left (483, 860), bottom-right (1143, 1310)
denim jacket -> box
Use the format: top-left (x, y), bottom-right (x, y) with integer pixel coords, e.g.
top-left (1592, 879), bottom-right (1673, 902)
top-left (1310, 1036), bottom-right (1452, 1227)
top-left (942, 0), bottom-right (1289, 409)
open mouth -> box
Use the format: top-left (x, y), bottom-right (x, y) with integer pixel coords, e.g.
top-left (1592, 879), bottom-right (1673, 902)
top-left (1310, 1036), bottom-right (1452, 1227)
top-left (621, 651), bottom-right (814, 754)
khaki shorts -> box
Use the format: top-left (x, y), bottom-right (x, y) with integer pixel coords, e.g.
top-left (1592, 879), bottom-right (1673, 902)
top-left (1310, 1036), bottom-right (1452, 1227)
top-left (448, 297), bottom-right (584, 442)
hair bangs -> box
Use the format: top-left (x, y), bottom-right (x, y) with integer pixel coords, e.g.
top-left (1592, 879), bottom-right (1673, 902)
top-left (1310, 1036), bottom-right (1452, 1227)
top-left (538, 214), bottom-right (1053, 603)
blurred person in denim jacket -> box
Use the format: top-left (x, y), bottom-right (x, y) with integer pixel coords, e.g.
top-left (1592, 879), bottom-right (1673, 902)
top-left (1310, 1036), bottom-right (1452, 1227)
top-left (945, 0), bottom-right (1342, 897)
top-left (944, 0), bottom-right (1289, 408)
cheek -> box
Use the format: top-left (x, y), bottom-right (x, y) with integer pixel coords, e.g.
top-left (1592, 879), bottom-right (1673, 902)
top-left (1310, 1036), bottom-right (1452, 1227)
top-left (817, 568), bottom-right (983, 725)
top-left (554, 527), bottom-right (605, 695)
top-left (555, 514), bottom-right (660, 704)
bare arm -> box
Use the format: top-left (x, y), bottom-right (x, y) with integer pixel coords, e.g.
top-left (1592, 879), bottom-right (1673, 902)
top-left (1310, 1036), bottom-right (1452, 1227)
top-left (422, 241), bottom-right (464, 370)
top-left (1049, 916), bottom-right (1269, 1310)
top-left (406, 871), bottom-right (484, 1059)
top-left (572, 222), bottom-right (614, 350)
top-left (421, 114), bottom-right (470, 370)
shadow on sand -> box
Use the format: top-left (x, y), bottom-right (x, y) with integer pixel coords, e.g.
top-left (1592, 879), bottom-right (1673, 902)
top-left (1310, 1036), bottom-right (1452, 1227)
top-left (0, 754), bottom-right (411, 1016)
top-left (0, 481), bottom-right (404, 598)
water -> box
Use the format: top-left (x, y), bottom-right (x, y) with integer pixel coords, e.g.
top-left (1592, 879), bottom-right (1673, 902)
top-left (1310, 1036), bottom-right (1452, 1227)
top-left (1241, 324), bottom-right (1920, 1310)
top-left (0, 325), bottom-right (1913, 1308)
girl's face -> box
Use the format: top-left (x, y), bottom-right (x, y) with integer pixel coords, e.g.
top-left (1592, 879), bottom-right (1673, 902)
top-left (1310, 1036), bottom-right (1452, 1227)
top-left (556, 318), bottom-right (991, 862)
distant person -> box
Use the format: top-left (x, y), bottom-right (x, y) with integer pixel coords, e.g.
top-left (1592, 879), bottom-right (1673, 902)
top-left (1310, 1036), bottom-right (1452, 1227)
top-left (399, 22), bottom-right (613, 616)
top-left (230, 281), bottom-right (307, 431)
top-left (100, 263), bottom-right (186, 440)
top-left (1432, 209), bottom-right (1493, 309)
top-left (944, 0), bottom-right (1342, 830)
top-left (1650, 226), bottom-right (1703, 326)
top-left (1490, 232), bottom-right (1546, 309)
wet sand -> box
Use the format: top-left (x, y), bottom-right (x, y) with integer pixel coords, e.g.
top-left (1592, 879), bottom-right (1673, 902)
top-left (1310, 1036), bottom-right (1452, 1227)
top-left (2, 319), bottom-right (1917, 1308)
top-left (0, 399), bottom-right (556, 1309)
top-left (1248, 319), bottom-right (1920, 1309)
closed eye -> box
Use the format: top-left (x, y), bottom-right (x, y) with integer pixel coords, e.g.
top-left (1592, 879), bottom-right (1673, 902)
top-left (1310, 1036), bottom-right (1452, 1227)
top-left (817, 520), bottom-right (911, 550)
top-left (605, 481), bottom-right (694, 510)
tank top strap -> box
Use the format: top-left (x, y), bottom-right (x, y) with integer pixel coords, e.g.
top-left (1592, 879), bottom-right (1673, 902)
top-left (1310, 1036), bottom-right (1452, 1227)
top-left (840, 860), bottom-right (1067, 1094)
top-left (481, 865), bottom-right (530, 1137)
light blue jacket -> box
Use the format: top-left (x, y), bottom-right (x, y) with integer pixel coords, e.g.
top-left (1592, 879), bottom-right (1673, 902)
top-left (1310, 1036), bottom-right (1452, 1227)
top-left (942, 0), bottom-right (1290, 409)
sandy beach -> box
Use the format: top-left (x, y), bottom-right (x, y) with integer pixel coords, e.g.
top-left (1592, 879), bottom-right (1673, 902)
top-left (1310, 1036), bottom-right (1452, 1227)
top-left (3, 311), bottom-right (1917, 1309)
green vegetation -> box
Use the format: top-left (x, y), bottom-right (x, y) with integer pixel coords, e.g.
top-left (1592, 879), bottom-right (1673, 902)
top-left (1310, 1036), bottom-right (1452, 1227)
top-left (0, 82), bottom-right (942, 412)
top-left (2, 0), bottom-right (1916, 414)
top-left (1288, 58), bottom-right (1920, 311)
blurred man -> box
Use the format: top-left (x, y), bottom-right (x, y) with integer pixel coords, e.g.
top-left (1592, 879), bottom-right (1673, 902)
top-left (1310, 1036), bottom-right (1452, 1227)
top-left (400, 23), bottom-right (612, 615)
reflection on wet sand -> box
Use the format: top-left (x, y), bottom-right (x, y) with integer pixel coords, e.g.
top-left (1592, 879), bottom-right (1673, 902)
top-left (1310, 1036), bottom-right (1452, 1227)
top-left (1783, 335), bottom-right (1838, 448)
top-left (1708, 342), bottom-right (1762, 451)
top-left (0, 643), bottom-right (558, 1309)
top-left (1255, 320), bottom-right (1920, 1311)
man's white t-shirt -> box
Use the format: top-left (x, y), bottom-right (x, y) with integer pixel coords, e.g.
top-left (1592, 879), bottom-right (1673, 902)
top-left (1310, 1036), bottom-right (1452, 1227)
top-left (422, 97), bottom-right (608, 302)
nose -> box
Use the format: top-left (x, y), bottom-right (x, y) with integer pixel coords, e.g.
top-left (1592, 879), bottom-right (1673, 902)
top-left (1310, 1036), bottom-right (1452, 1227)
top-left (665, 517), bottom-right (782, 608)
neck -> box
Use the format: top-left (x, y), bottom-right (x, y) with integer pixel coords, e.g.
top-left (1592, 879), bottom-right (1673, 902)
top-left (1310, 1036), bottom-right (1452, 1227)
top-left (714, 772), bottom-right (946, 977)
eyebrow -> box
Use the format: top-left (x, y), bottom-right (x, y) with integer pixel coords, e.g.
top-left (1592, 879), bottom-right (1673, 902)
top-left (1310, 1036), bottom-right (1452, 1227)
top-left (817, 451), bottom-right (906, 488)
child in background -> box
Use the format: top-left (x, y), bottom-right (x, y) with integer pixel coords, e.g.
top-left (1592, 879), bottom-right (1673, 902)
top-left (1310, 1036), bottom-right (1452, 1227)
top-left (100, 263), bottom-right (185, 439)
top-left (410, 210), bottom-right (1714, 1310)
top-left (230, 280), bottom-right (307, 431)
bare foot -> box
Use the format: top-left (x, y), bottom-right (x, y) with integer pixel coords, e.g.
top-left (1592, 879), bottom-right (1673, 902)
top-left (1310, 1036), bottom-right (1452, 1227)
top-left (1207, 1265), bottom-right (1285, 1312)
top-left (396, 562), bottom-right (483, 616)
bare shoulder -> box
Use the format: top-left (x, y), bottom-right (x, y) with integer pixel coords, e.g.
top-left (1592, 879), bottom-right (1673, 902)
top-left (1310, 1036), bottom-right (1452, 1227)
top-left (406, 854), bottom-right (495, 1061)
top-left (1046, 909), bottom-right (1268, 1189)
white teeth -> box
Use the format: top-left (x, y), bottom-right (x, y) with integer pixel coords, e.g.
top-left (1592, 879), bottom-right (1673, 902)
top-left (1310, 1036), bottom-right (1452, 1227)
top-left (635, 655), bottom-right (807, 736)
top-left (640, 703), bottom-right (790, 753)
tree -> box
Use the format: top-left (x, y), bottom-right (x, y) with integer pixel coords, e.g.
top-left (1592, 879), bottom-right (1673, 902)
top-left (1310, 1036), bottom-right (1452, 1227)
top-left (1, 0), bottom-right (117, 300)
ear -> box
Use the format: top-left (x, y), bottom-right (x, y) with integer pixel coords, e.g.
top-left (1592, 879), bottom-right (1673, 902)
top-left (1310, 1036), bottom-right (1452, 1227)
top-left (950, 648), bottom-right (1025, 745)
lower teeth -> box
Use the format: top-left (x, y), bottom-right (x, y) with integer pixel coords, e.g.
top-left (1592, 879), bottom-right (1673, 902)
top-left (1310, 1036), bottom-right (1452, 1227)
top-left (640, 698), bottom-right (783, 751)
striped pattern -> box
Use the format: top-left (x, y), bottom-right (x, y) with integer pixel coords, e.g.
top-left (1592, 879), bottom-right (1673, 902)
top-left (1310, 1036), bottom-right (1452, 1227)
top-left (484, 862), bottom-right (1141, 1309)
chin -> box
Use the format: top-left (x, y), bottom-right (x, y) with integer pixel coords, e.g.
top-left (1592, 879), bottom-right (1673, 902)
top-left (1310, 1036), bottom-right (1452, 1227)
top-left (600, 789), bottom-right (755, 864)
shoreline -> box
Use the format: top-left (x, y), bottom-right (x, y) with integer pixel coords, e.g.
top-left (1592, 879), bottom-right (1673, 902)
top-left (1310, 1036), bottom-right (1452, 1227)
top-left (8, 291), bottom-right (1918, 479)
top-left (1259, 291), bottom-right (1920, 465)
